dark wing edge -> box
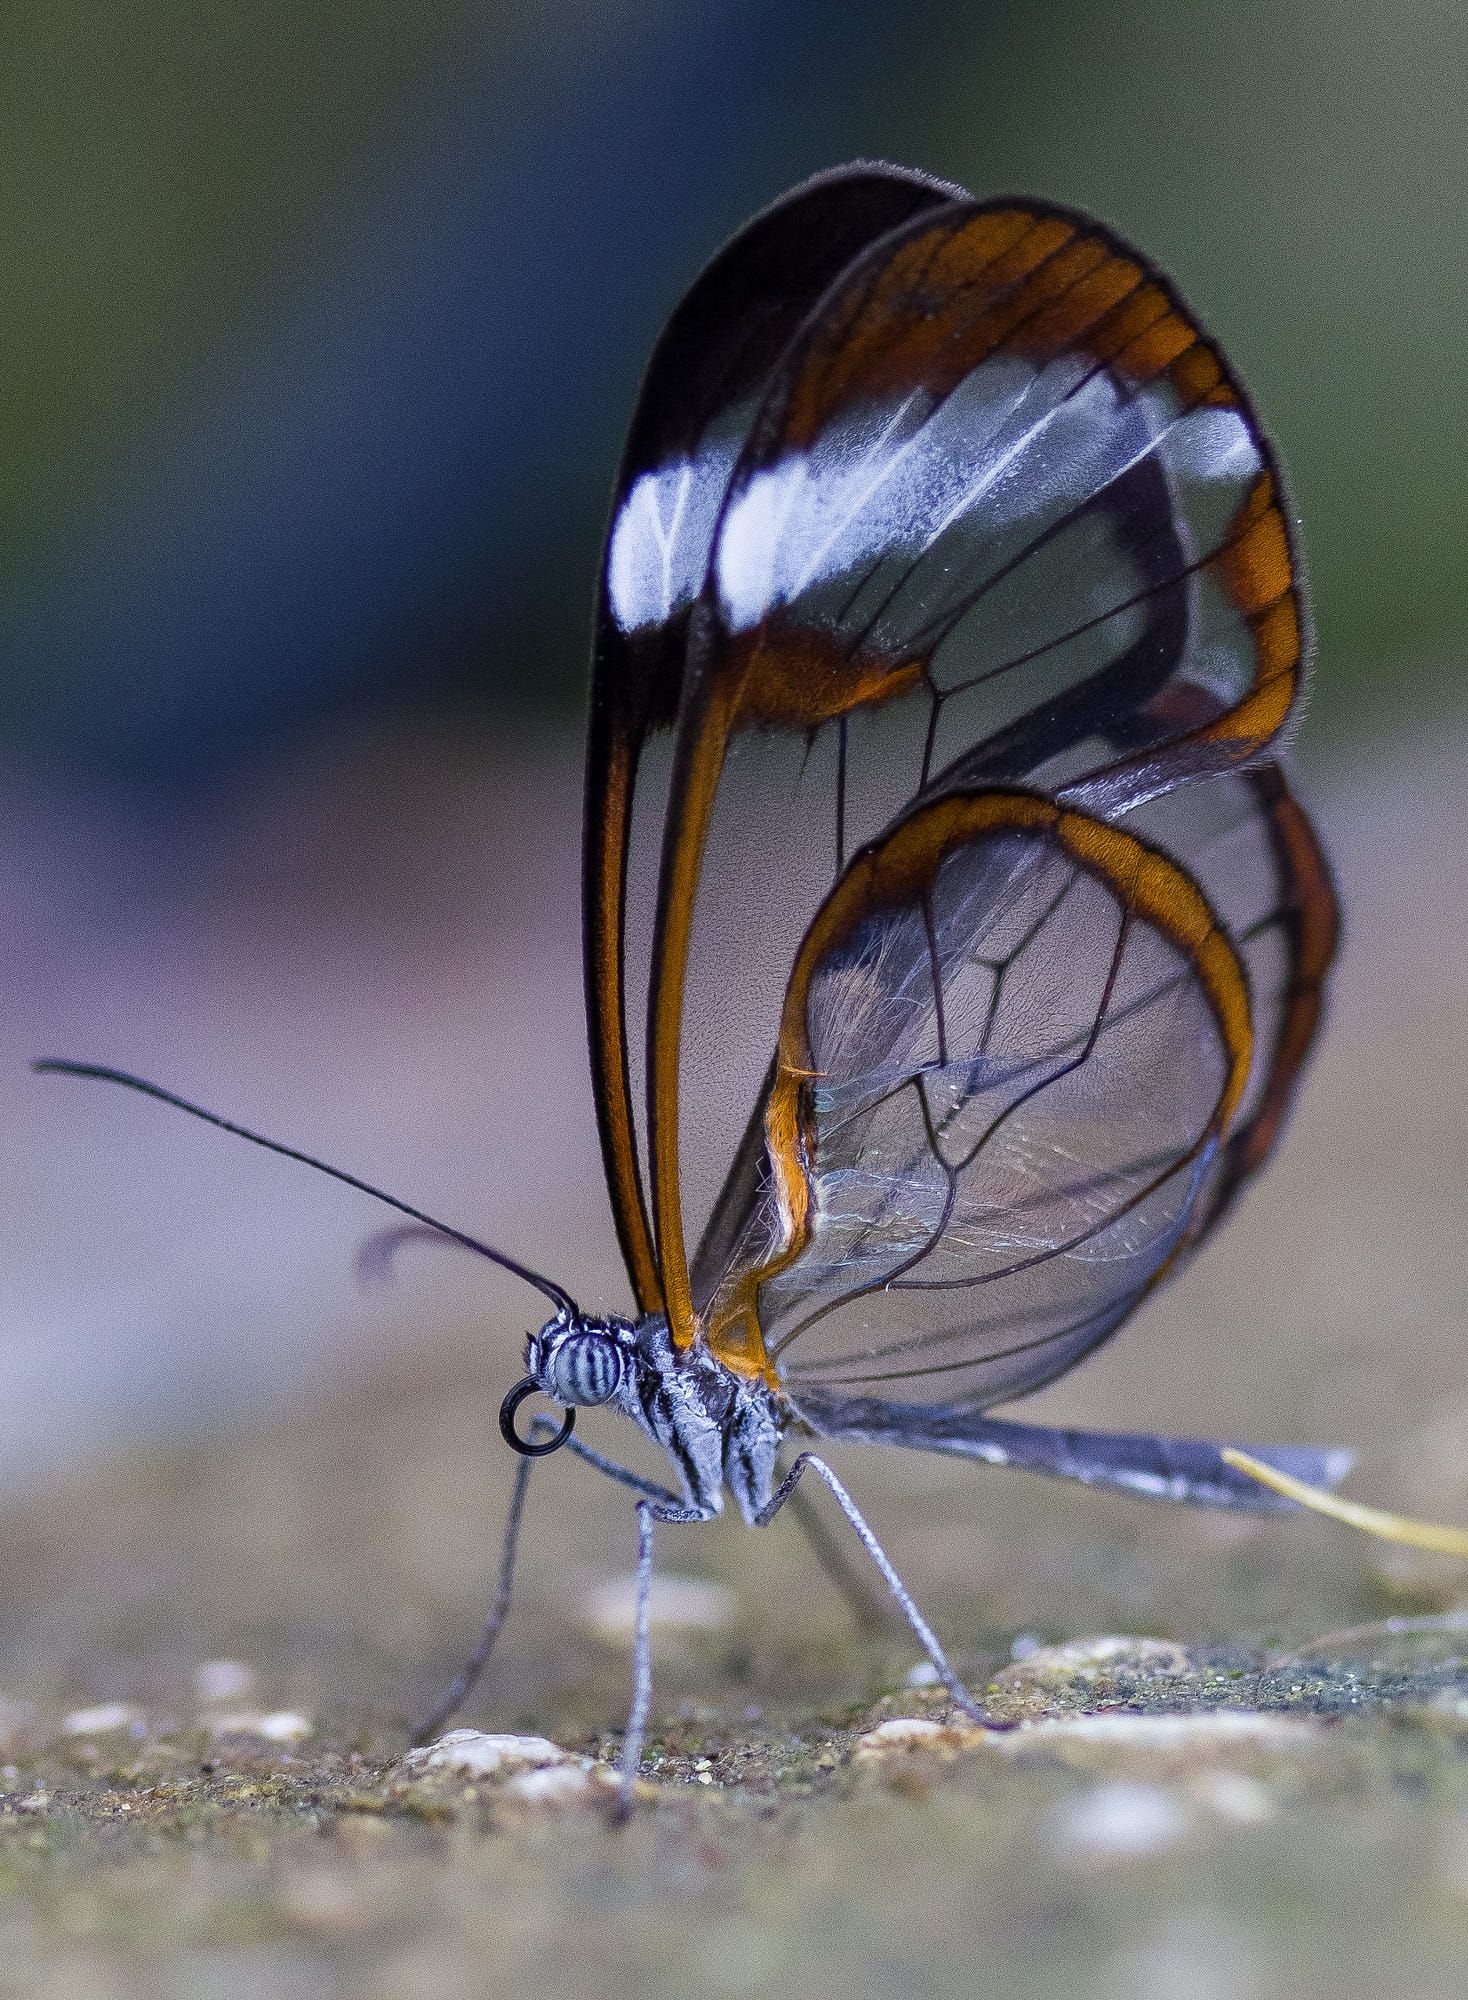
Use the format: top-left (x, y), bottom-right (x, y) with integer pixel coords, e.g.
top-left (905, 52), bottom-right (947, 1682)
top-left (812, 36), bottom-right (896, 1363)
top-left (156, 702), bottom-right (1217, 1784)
top-left (585, 162), bottom-right (963, 1314)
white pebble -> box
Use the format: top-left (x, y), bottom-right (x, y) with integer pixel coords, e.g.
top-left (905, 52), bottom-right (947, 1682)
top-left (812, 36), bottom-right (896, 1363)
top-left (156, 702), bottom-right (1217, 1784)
top-left (860, 1717), bottom-right (948, 1749)
top-left (63, 1703), bottom-right (144, 1738)
top-left (579, 1574), bottom-right (737, 1646)
top-left (503, 1763), bottom-right (614, 1805)
top-left (402, 1730), bottom-right (576, 1778)
top-left (193, 1660), bottom-right (257, 1705)
top-left (207, 1709), bottom-right (313, 1744)
top-left (1050, 1780), bottom-right (1190, 1862)
top-left (904, 1662), bottom-right (941, 1689)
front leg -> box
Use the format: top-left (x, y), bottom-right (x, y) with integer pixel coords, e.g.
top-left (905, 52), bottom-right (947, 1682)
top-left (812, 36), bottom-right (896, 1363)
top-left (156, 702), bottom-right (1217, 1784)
top-left (413, 1428), bottom-right (685, 1746)
top-left (615, 1496), bottom-right (712, 1819)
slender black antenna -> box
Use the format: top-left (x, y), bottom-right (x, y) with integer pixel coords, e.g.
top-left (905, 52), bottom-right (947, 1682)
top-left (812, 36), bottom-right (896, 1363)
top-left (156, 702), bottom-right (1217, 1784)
top-left (34, 1058), bottom-right (580, 1319)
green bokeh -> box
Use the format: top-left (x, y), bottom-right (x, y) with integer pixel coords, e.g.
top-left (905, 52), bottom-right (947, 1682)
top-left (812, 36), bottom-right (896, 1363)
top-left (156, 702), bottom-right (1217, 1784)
top-left (924, 0), bottom-right (1468, 731)
top-left (1, 0), bottom-right (532, 564)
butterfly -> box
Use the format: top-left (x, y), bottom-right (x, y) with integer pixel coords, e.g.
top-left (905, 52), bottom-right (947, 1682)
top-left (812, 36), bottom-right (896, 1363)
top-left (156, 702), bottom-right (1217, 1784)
top-left (43, 161), bottom-right (1376, 1814)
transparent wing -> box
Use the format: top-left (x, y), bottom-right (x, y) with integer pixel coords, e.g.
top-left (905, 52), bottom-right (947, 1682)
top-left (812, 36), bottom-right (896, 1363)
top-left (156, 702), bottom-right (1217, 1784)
top-left (585, 162), bottom-right (961, 1311)
top-left (697, 762), bottom-right (1335, 1402)
top-left (637, 196), bottom-right (1307, 1359)
top-left (695, 790), bottom-right (1257, 1401)
top-left (1126, 759), bottom-right (1337, 1243)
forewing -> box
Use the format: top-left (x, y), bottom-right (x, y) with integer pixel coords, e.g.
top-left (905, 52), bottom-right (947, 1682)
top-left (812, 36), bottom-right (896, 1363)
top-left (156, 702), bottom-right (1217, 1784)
top-left (644, 197), bottom-right (1306, 1355)
top-left (697, 791), bottom-right (1254, 1401)
top-left (586, 163), bottom-right (962, 1309)
top-left (707, 200), bottom-right (1304, 811)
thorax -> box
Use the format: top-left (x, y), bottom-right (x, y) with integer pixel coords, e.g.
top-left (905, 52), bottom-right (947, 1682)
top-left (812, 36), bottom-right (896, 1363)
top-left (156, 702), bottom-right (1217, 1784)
top-left (610, 1314), bottom-right (786, 1522)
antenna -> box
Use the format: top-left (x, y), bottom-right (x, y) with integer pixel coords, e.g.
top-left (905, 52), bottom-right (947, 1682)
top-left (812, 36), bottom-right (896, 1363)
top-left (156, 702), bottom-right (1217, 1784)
top-left (34, 1058), bottom-right (580, 1320)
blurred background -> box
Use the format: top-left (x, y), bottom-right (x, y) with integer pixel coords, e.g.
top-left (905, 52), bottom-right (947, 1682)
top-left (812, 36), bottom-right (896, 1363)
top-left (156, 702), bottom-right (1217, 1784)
top-left (0, 0), bottom-right (1465, 1572)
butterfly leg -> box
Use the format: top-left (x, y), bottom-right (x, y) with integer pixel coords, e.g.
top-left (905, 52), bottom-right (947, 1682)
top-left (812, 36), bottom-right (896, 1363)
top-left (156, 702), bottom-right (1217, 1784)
top-left (414, 1426), bottom-right (687, 1747)
top-left (616, 1496), bottom-right (712, 1819)
top-left (411, 1431), bottom-right (543, 1745)
top-left (782, 1465), bottom-right (892, 1634)
top-left (756, 1453), bottom-right (1000, 1727)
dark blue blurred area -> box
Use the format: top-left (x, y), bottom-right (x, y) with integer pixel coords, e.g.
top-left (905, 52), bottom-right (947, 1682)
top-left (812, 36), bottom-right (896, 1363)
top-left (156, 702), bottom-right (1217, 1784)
top-left (4, 0), bottom-right (1466, 792)
top-left (2, 0), bottom-right (965, 789)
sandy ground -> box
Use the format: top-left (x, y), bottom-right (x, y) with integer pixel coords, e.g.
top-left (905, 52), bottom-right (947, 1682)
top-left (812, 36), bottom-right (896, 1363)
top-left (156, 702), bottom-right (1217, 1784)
top-left (0, 714), bottom-right (1465, 1997)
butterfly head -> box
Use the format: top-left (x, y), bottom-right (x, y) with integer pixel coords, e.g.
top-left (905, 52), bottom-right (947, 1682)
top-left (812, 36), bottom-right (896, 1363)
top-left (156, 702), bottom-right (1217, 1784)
top-left (526, 1313), bottom-right (632, 1408)
top-left (499, 1313), bottom-right (638, 1458)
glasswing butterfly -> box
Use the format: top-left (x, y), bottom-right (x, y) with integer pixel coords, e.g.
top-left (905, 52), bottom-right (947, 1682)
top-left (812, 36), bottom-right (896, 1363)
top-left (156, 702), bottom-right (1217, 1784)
top-left (52, 159), bottom-right (1433, 1813)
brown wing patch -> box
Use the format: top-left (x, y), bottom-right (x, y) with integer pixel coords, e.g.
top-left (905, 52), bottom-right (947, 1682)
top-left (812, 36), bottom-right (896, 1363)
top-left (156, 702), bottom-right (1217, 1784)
top-left (583, 702), bottom-right (665, 1312)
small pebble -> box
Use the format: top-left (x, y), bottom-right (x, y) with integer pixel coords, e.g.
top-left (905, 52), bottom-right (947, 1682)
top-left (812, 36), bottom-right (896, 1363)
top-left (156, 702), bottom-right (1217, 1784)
top-left (579, 1574), bottom-right (737, 1646)
top-left (996, 1635), bottom-right (1193, 1687)
top-left (904, 1662), bottom-right (941, 1689)
top-left (1049, 1780), bottom-right (1190, 1863)
top-left (852, 1716), bottom-right (992, 1763)
top-left (401, 1730), bottom-right (576, 1778)
top-left (399, 1730), bottom-right (623, 1807)
top-left (63, 1703), bottom-right (144, 1738)
top-left (861, 1716), bottom-right (947, 1749)
top-left (992, 1712), bottom-right (1317, 1753)
top-left (503, 1763), bottom-right (618, 1805)
top-left (206, 1709), bottom-right (313, 1744)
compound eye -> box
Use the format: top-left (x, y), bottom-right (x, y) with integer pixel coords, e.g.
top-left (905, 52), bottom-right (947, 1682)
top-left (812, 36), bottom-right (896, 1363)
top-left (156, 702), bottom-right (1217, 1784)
top-left (550, 1333), bottom-right (623, 1406)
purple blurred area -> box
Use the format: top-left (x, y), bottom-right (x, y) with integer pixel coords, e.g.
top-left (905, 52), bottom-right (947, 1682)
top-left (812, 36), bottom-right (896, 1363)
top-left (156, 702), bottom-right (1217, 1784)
top-left (0, 724), bottom-right (602, 1491)
top-left (1, 722), bottom-right (1466, 1511)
